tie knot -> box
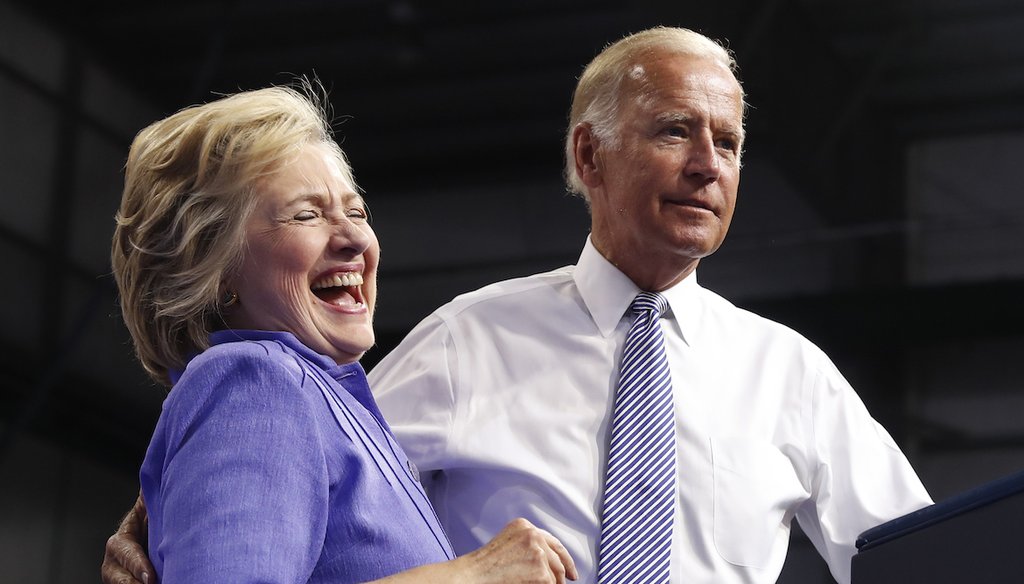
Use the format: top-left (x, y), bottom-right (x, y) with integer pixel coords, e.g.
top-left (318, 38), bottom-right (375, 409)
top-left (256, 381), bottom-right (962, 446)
top-left (631, 291), bottom-right (668, 319)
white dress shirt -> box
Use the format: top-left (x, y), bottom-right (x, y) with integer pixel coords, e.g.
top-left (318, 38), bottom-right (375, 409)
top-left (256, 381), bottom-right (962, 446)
top-left (369, 238), bottom-right (932, 584)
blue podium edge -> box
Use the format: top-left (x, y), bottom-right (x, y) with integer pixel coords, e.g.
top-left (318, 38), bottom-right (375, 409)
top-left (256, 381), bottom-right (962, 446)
top-left (856, 468), bottom-right (1024, 552)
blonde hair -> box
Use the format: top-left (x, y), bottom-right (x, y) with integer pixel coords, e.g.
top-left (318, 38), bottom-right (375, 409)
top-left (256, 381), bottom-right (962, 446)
top-left (111, 81), bottom-right (353, 386)
top-left (564, 26), bottom-right (743, 197)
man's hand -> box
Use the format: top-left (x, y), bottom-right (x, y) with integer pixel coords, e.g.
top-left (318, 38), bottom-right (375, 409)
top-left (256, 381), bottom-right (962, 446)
top-left (100, 493), bottom-right (154, 584)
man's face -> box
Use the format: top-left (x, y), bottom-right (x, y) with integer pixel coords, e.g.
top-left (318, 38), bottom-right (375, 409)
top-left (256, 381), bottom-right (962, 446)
top-left (582, 52), bottom-right (744, 291)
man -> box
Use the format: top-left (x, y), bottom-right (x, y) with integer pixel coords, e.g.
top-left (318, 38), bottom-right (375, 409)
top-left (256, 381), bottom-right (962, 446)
top-left (365, 26), bottom-right (931, 584)
top-left (103, 26), bottom-right (931, 584)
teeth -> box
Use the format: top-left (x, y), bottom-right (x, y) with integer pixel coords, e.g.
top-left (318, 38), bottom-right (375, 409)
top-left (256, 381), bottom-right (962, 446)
top-left (311, 271), bottom-right (364, 290)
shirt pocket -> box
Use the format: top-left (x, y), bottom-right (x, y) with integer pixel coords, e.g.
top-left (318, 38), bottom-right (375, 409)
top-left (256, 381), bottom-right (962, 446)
top-left (710, 436), bottom-right (806, 568)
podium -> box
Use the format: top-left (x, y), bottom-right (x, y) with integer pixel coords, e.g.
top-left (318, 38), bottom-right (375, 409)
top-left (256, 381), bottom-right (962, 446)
top-left (851, 469), bottom-right (1024, 583)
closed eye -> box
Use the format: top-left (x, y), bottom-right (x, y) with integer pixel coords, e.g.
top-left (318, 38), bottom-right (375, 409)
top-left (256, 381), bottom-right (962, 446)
top-left (293, 209), bottom-right (321, 221)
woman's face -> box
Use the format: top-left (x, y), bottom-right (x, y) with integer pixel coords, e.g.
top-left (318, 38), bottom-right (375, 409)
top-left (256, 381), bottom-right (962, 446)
top-left (226, 142), bottom-right (379, 364)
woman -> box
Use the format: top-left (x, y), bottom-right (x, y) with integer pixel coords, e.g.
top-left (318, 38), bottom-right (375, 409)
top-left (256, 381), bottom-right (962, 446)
top-left (108, 81), bottom-right (575, 583)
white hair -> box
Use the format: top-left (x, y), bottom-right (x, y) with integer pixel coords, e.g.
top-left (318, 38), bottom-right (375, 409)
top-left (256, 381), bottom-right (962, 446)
top-left (564, 26), bottom-right (744, 198)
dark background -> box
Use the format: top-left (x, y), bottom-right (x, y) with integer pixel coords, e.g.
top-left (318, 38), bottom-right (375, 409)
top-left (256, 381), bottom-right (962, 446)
top-left (1, 1), bottom-right (1023, 581)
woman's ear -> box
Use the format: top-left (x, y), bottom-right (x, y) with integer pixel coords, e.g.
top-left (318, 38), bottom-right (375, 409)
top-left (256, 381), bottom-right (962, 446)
top-left (572, 123), bottom-right (603, 189)
top-left (219, 289), bottom-right (239, 308)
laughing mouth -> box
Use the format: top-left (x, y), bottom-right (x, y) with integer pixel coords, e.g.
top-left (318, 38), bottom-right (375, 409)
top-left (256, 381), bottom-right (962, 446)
top-left (311, 271), bottom-right (365, 307)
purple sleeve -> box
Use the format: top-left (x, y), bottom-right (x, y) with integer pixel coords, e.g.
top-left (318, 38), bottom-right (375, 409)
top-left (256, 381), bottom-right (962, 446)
top-left (151, 346), bottom-right (329, 583)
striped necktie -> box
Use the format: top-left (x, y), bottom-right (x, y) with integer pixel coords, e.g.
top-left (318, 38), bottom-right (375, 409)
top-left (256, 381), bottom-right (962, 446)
top-left (597, 291), bottom-right (677, 583)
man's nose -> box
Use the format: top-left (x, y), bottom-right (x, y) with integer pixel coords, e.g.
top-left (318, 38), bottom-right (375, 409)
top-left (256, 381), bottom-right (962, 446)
top-left (683, 133), bottom-right (721, 183)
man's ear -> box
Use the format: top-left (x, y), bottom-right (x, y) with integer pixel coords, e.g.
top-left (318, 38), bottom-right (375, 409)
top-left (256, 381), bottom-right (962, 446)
top-left (572, 123), bottom-right (603, 188)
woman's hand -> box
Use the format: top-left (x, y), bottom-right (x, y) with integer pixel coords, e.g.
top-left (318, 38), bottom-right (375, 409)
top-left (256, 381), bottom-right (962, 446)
top-left (99, 499), bottom-right (576, 584)
top-left (456, 517), bottom-right (578, 583)
top-left (100, 493), bottom-right (154, 584)
top-left (375, 517), bottom-right (577, 584)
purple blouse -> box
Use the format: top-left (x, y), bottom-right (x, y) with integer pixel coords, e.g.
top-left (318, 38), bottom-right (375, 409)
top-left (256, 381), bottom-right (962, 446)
top-left (140, 330), bottom-right (454, 583)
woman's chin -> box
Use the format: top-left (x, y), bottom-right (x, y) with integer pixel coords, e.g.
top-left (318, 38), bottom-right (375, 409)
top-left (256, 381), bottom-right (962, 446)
top-left (326, 330), bottom-right (375, 364)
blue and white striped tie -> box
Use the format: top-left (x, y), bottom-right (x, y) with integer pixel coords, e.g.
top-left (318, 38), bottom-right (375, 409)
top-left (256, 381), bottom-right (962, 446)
top-left (597, 291), bottom-right (677, 583)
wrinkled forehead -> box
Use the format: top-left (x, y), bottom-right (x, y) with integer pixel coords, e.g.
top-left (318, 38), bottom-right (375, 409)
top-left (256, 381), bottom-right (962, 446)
top-left (252, 142), bottom-right (359, 204)
top-left (623, 52), bottom-right (745, 119)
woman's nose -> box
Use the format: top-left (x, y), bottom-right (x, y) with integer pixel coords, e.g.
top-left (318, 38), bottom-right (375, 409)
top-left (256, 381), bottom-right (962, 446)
top-left (330, 219), bottom-right (372, 256)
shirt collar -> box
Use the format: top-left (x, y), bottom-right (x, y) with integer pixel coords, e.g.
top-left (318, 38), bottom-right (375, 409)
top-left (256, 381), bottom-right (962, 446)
top-left (574, 236), bottom-right (701, 345)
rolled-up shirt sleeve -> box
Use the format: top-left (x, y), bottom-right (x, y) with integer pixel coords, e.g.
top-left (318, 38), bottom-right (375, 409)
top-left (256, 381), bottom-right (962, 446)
top-left (796, 352), bottom-right (933, 584)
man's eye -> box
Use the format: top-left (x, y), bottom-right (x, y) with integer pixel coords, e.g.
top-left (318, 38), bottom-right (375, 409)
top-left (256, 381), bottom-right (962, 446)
top-left (294, 210), bottom-right (319, 221)
top-left (347, 207), bottom-right (368, 219)
top-left (716, 138), bottom-right (738, 152)
top-left (665, 126), bottom-right (687, 138)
